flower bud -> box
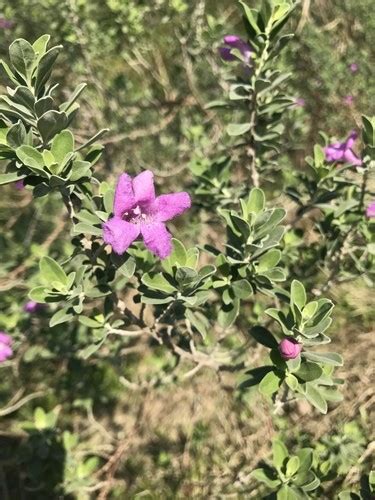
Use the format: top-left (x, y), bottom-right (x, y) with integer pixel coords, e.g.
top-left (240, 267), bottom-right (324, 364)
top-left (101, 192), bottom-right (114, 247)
top-left (24, 300), bottom-right (44, 314)
top-left (219, 35), bottom-right (252, 64)
top-left (278, 337), bottom-right (301, 360)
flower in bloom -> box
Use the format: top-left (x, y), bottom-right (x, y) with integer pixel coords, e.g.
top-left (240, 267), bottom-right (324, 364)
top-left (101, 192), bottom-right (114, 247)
top-left (0, 332), bottom-right (13, 362)
top-left (14, 180), bottom-right (25, 190)
top-left (102, 170), bottom-right (191, 259)
top-left (324, 130), bottom-right (362, 166)
top-left (278, 337), bottom-right (302, 360)
top-left (366, 202), bottom-right (375, 218)
top-left (24, 301), bottom-right (44, 314)
top-left (343, 95), bottom-right (354, 106)
top-left (0, 18), bottom-right (13, 29)
top-left (349, 63), bottom-right (358, 73)
top-left (219, 35), bottom-right (252, 64)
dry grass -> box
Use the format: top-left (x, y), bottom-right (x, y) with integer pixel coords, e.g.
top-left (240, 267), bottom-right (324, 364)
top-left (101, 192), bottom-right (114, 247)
top-left (83, 299), bottom-right (374, 497)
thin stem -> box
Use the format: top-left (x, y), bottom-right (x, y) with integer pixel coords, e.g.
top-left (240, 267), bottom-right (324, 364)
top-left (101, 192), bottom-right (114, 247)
top-left (246, 35), bottom-right (271, 187)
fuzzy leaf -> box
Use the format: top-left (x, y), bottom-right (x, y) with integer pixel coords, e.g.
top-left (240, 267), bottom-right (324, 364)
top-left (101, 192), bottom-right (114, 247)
top-left (9, 39), bottom-right (35, 78)
top-left (304, 384), bottom-right (327, 414)
top-left (51, 129), bottom-right (74, 164)
top-left (291, 280), bottom-right (306, 310)
top-left (227, 122), bottom-right (251, 136)
top-left (39, 256), bottom-right (68, 286)
top-left (259, 371), bottom-right (281, 396)
top-left (272, 439), bottom-right (288, 469)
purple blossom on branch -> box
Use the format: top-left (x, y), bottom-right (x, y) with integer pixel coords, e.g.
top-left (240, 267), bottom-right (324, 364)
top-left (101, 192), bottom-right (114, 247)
top-left (349, 63), bottom-right (358, 73)
top-left (0, 332), bottom-right (13, 363)
top-left (219, 35), bottom-right (252, 64)
top-left (294, 97), bottom-right (305, 107)
top-left (366, 202), bottom-right (375, 218)
top-left (102, 170), bottom-right (191, 259)
top-left (24, 301), bottom-right (45, 314)
top-left (324, 130), bottom-right (362, 166)
top-left (278, 337), bottom-right (302, 360)
top-left (0, 18), bottom-right (13, 29)
top-left (14, 180), bottom-right (25, 190)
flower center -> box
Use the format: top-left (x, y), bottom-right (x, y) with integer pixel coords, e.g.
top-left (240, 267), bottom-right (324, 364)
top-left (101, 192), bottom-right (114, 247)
top-left (123, 204), bottom-right (151, 224)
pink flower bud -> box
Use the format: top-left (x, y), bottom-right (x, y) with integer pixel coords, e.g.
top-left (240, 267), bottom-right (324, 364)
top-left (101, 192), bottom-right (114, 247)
top-left (278, 337), bottom-right (302, 360)
top-left (24, 301), bottom-right (45, 314)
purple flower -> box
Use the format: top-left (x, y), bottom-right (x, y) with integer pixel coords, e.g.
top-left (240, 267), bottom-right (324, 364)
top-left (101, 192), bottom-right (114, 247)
top-left (343, 95), bottom-right (354, 106)
top-left (24, 301), bottom-right (44, 314)
top-left (14, 180), bottom-right (25, 190)
top-left (324, 130), bottom-right (362, 166)
top-left (278, 337), bottom-right (302, 360)
top-left (294, 98), bottom-right (305, 107)
top-left (219, 35), bottom-right (252, 64)
top-left (0, 18), bottom-right (13, 29)
top-left (366, 202), bottom-right (375, 218)
top-left (349, 63), bottom-right (358, 73)
top-left (102, 170), bottom-right (191, 259)
top-left (0, 332), bottom-right (13, 363)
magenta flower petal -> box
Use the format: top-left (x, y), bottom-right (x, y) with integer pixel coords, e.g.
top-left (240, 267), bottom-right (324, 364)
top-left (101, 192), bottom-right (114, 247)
top-left (133, 170), bottom-right (155, 205)
top-left (0, 332), bottom-right (12, 345)
top-left (113, 174), bottom-right (135, 217)
top-left (0, 332), bottom-right (13, 363)
top-left (0, 345), bottom-right (12, 362)
top-left (219, 35), bottom-right (252, 64)
top-left (103, 217), bottom-right (140, 255)
top-left (223, 35), bottom-right (241, 45)
top-left (324, 144), bottom-right (343, 162)
top-left (366, 202), bottom-right (375, 218)
top-left (345, 130), bottom-right (358, 149)
top-left (154, 192), bottom-right (191, 222)
top-left (325, 130), bottom-right (361, 166)
top-left (218, 46), bottom-right (235, 61)
top-left (141, 222), bottom-right (172, 259)
top-left (343, 149), bottom-right (362, 166)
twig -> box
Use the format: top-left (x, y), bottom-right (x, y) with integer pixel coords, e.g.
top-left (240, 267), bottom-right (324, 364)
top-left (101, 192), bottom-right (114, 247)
top-left (0, 390), bottom-right (45, 417)
top-left (296, 0), bottom-right (311, 34)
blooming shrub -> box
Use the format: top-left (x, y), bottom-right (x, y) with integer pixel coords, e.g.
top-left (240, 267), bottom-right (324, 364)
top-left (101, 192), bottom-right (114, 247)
top-left (0, 0), bottom-right (374, 497)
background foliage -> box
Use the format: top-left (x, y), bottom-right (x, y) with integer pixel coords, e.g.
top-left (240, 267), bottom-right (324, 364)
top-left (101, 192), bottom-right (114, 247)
top-left (0, 0), bottom-right (374, 498)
